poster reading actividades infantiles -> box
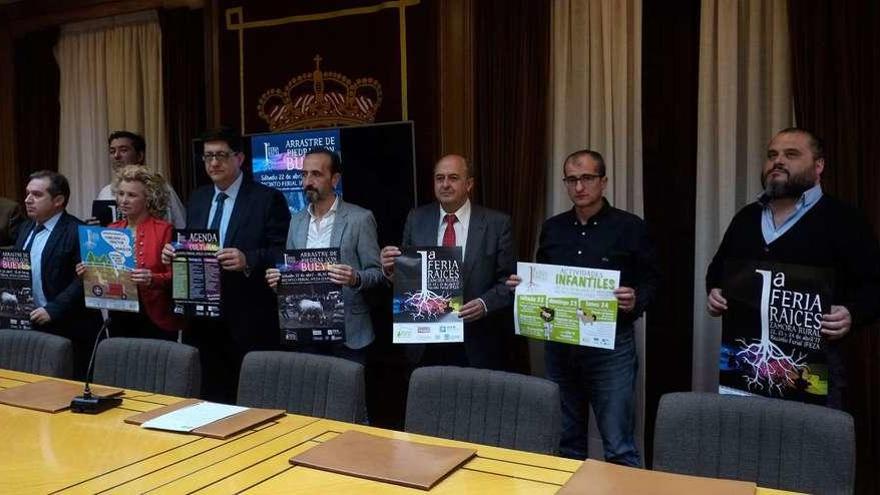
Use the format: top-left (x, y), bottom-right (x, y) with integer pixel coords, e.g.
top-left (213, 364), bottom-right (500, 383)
top-left (514, 262), bottom-right (620, 350)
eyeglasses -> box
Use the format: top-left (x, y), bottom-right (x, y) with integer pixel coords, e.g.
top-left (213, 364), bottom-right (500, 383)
top-left (202, 151), bottom-right (238, 162)
top-left (562, 173), bottom-right (604, 186)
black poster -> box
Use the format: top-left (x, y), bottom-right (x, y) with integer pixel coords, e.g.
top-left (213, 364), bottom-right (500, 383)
top-left (91, 200), bottom-right (122, 226)
top-left (277, 248), bottom-right (344, 345)
top-left (171, 230), bottom-right (221, 318)
top-left (721, 260), bottom-right (834, 405)
top-left (0, 249), bottom-right (34, 330)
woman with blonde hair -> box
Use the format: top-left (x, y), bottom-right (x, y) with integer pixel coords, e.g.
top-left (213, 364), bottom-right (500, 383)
top-left (78, 165), bottom-right (180, 339)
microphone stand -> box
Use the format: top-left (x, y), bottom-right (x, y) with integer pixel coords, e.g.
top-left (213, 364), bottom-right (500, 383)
top-left (70, 316), bottom-right (122, 414)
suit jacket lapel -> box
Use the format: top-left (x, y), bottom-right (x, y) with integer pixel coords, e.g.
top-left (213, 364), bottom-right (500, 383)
top-left (193, 188), bottom-right (211, 229)
top-left (223, 181), bottom-right (250, 245)
top-left (15, 220), bottom-right (35, 250)
top-left (41, 213), bottom-right (66, 275)
top-left (416, 204), bottom-right (441, 246)
top-left (291, 210), bottom-right (309, 249)
top-left (462, 207), bottom-right (485, 277)
top-left (330, 200), bottom-right (349, 248)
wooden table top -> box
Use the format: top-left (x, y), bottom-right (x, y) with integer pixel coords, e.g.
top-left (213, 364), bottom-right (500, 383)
top-left (0, 368), bottom-right (800, 494)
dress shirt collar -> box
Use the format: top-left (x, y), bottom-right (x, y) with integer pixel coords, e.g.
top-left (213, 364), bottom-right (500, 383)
top-left (569, 198), bottom-right (611, 226)
top-left (440, 199), bottom-right (471, 226)
top-left (308, 195), bottom-right (340, 221)
top-left (39, 211), bottom-right (63, 233)
top-left (214, 171), bottom-right (244, 200)
top-left (757, 183), bottom-right (823, 209)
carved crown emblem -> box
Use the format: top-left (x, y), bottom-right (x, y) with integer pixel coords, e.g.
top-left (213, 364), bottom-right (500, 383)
top-left (257, 55), bottom-right (383, 131)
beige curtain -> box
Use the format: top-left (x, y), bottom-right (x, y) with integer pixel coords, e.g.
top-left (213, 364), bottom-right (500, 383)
top-left (692, 0), bottom-right (793, 392)
top-left (55, 11), bottom-right (168, 219)
top-left (547, 0), bottom-right (646, 461)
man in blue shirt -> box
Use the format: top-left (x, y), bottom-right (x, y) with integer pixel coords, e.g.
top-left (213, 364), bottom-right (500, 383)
top-left (706, 128), bottom-right (880, 409)
top-left (16, 171), bottom-right (99, 378)
top-left (162, 128), bottom-right (290, 402)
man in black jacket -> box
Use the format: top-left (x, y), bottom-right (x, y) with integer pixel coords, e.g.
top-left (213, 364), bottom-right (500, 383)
top-left (508, 150), bottom-right (659, 466)
top-left (706, 128), bottom-right (880, 409)
top-left (163, 128), bottom-right (290, 401)
top-left (16, 171), bottom-right (99, 378)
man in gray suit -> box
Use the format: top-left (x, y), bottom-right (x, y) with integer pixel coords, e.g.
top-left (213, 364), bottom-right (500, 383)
top-left (381, 154), bottom-right (515, 369)
top-left (266, 147), bottom-right (383, 364)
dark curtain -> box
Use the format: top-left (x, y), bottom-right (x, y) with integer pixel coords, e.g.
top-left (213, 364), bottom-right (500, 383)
top-left (474, 0), bottom-right (550, 372)
top-left (14, 28), bottom-right (60, 198)
top-left (789, 2), bottom-right (880, 493)
top-left (159, 8), bottom-right (206, 203)
top-left (641, 0), bottom-right (701, 466)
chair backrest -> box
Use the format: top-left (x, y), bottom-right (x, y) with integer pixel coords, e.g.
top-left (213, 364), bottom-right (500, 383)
top-left (653, 392), bottom-right (855, 494)
top-left (0, 329), bottom-right (73, 378)
top-left (92, 337), bottom-right (201, 397)
top-left (405, 366), bottom-right (561, 455)
top-left (237, 351), bottom-right (366, 423)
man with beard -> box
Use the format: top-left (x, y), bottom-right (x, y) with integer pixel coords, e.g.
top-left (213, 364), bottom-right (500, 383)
top-left (265, 147), bottom-right (383, 364)
top-left (706, 128), bottom-right (880, 409)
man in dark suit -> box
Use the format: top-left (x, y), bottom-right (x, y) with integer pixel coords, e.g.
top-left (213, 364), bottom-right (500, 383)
top-left (16, 171), bottom-right (99, 378)
top-left (381, 154), bottom-right (515, 369)
top-left (163, 128), bottom-right (290, 402)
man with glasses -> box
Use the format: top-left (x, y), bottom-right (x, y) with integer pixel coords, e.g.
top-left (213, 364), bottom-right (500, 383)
top-left (93, 131), bottom-right (186, 227)
top-left (162, 128), bottom-right (290, 402)
top-left (507, 149), bottom-right (659, 466)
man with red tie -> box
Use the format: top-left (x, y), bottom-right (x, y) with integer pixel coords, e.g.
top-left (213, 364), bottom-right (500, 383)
top-left (381, 154), bottom-right (515, 369)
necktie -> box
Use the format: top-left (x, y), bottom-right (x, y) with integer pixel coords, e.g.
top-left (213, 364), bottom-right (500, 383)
top-left (209, 192), bottom-right (228, 232)
top-left (442, 213), bottom-right (457, 247)
top-left (24, 224), bottom-right (45, 252)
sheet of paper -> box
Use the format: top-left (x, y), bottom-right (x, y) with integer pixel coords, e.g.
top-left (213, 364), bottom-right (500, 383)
top-left (141, 402), bottom-right (248, 432)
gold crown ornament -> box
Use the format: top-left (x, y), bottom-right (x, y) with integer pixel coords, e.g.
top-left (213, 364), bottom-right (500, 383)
top-left (257, 55), bottom-right (383, 131)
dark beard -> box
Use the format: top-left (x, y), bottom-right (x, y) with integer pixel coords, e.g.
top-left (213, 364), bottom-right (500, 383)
top-left (761, 170), bottom-right (815, 199)
top-left (305, 189), bottom-right (319, 203)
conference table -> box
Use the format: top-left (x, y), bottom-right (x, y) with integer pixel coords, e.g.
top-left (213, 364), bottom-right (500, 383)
top-left (0, 368), bottom-right (798, 494)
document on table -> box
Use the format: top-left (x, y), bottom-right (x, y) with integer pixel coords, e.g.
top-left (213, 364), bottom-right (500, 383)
top-left (141, 402), bottom-right (248, 432)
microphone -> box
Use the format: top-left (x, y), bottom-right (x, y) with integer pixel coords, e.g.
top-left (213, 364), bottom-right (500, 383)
top-left (70, 315), bottom-right (122, 414)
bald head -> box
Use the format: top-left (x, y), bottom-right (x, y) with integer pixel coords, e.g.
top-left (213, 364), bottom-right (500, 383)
top-left (434, 154), bottom-right (471, 178)
top-left (433, 154), bottom-right (474, 212)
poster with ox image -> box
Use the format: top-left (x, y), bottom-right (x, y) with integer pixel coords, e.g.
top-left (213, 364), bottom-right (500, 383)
top-left (276, 248), bottom-right (344, 345)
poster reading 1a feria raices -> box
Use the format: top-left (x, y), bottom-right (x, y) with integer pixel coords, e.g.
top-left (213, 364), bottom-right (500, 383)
top-left (78, 226), bottom-right (139, 312)
top-left (721, 260), bottom-right (834, 405)
top-left (393, 247), bottom-right (463, 344)
top-left (514, 262), bottom-right (620, 350)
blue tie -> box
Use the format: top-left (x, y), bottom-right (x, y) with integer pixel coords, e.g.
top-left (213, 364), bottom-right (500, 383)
top-left (24, 224), bottom-right (45, 252)
top-left (209, 192), bottom-right (228, 232)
